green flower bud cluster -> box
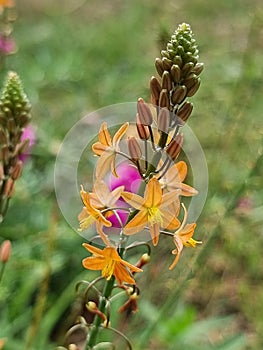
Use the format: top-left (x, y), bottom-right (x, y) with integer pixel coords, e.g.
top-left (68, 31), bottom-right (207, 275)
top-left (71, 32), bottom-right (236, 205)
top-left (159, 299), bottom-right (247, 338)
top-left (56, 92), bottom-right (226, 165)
top-left (0, 71), bottom-right (31, 222)
top-left (150, 23), bottom-right (203, 124)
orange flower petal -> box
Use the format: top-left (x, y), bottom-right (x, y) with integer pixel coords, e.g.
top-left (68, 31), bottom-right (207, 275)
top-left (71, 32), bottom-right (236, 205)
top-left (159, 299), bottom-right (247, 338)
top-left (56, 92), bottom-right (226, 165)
top-left (144, 177), bottom-right (162, 207)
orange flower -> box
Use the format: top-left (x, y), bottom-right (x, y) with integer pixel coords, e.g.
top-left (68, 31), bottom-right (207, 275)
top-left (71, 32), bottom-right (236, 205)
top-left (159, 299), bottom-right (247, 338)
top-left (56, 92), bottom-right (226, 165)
top-left (160, 161), bottom-right (198, 196)
top-left (0, 0), bottom-right (14, 8)
top-left (122, 177), bottom-right (180, 246)
top-left (169, 204), bottom-right (201, 270)
top-left (78, 185), bottom-right (112, 245)
top-left (82, 243), bottom-right (142, 285)
top-left (92, 122), bottom-right (129, 179)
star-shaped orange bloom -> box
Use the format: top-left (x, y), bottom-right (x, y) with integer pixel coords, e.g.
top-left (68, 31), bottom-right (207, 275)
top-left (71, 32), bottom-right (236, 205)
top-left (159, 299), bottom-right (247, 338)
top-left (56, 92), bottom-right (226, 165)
top-left (82, 243), bottom-right (142, 285)
top-left (78, 181), bottom-right (125, 245)
top-left (92, 122), bottom-right (129, 179)
top-left (121, 177), bottom-right (180, 246)
top-left (169, 204), bottom-right (202, 270)
top-left (159, 161), bottom-right (198, 196)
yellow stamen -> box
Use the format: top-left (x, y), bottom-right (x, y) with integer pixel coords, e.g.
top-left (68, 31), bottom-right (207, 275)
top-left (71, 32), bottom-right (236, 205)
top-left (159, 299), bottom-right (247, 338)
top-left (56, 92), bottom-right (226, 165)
top-left (148, 207), bottom-right (163, 226)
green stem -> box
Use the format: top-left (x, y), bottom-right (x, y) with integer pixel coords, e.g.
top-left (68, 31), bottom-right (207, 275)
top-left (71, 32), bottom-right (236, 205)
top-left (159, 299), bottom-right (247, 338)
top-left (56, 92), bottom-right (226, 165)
top-left (0, 262), bottom-right (6, 284)
top-left (87, 276), bottom-right (115, 348)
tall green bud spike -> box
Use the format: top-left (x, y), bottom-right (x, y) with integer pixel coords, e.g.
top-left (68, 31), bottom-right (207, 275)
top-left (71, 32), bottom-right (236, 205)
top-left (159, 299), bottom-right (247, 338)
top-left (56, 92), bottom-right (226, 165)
top-left (0, 71), bottom-right (31, 129)
top-left (0, 71), bottom-right (32, 222)
top-left (151, 23), bottom-right (204, 123)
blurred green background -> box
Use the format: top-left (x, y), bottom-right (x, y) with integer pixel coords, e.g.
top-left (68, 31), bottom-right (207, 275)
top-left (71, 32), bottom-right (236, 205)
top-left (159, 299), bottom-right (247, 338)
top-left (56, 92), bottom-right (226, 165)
top-left (0, 0), bottom-right (263, 349)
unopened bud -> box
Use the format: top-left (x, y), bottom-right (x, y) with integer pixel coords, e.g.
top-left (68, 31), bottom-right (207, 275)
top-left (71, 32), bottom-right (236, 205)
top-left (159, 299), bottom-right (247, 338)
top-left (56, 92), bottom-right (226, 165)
top-left (155, 57), bottom-right (164, 76)
top-left (157, 108), bottom-right (170, 134)
top-left (150, 76), bottom-right (161, 102)
top-left (68, 344), bottom-right (79, 350)
top-left (192, 62), bottom-right (204, 76)
top-left (177, 101), bottom-right (193, 122)
top-left (137, 98), bottom-right (153, 126)
top-left (161, 71), bottom-right (172, 91)
top-left (162, 57), bottom-right (173, 70)
top-left (166, 133), bottom-right (183, 161)
top-left (3, 178), bottom-right (15, 198)
top-left (128, 136), bottom-right (142, 161)
top-left (0, 240), bottom-right (12, 263)
top-left (136, 253), bottom-right (151, 269)
top-left (10, 160), bottom-right (23, 180)
top-left (181, 62), bottom-right (194, 77)
top-left (159, 89), bottom-right (170, 108)
top-left (170, 64), bottom-right (181, 83)
top-left (171, 85), bottom-right (187, 104)
top-left (136, 114), bottom-right (150, 140)
top-left (187, 78), bottom-right (201, 97)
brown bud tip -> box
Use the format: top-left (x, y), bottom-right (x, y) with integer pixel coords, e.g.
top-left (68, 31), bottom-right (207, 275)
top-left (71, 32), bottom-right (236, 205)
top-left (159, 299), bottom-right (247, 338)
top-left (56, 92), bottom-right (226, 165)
top-left (0, 240), bottom-right (12, 263)
top-left (128, 136), bottom-right (142, 161)
top-left (10, 160), bottom-right (23, 180)
top-left (157, 107), bottom-right (170, 134)
top-left (166, 133), bottom-right (184, 161)
top-left (137, 98), bottom-right (153, 125)
top-left (136, 113), bottom-right (150, 140)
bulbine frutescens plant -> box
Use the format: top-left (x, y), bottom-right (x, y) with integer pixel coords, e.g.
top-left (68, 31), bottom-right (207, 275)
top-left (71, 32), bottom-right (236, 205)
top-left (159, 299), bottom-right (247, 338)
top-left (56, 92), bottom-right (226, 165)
top-left (60, 23), bottom-right (204, 350)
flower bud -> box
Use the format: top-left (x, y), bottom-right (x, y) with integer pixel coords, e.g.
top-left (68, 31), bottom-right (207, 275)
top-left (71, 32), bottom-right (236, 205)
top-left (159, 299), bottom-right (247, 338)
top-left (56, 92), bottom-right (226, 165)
top-left (137, 98), bottom-right (153, 126)
top-left (170, 64), bottom-right (181, 83)
top-left (150, 76), bottom-right (161, 103)
top-left (0, 240), bottom-right (12, 263)
top-left (155, 57), bottom-right (164, 76)
top-left (171, 85), bottom-right (187, 104)
top-left (157, 107), bottom-right (170, 134)
top-left (128, 136), bottom-right (142, 161)
top-left (187, 78), bottom-right (201, 97)
top-left (166, 133), bottom-right (183, 161)
top-left (162, 57), bottom-right (173, 70)
top-left (177, 101), bottom-right (193, 122)
top-left (10, 160), bottom-right (23, 180)
top-left (136, 113), bottom-right (150, 140)
top-left (159, 89), bottom-right (170, 108)
top-left (161, 71), bottom-right (172, 91)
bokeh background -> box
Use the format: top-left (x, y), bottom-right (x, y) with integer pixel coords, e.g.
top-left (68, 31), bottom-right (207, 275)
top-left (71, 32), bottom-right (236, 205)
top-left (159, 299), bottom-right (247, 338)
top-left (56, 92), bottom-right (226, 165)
top-left (0, 0), bottom-right (262, 349)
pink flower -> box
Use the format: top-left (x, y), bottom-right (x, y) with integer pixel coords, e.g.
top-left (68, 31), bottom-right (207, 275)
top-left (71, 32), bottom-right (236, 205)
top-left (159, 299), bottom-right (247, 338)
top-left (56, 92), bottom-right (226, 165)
top-left (19, 125), bottom-right (36, 162)
top-left (108, 161), bottom-right (141, 193)
top-left (107, 161), bottom-right (142, 228)
top-left (0, 35), bottom-right (16, 55)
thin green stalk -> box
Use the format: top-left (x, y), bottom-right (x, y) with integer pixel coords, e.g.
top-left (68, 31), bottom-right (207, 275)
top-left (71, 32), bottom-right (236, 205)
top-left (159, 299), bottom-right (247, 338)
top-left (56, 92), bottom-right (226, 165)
top-left (87, 276), bottom-right (115, 348)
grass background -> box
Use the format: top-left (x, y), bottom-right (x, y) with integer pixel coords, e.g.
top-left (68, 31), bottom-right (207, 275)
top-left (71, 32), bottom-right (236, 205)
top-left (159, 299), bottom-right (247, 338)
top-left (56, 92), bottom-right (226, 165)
top-left (0, 0), bottom-right (263, 349)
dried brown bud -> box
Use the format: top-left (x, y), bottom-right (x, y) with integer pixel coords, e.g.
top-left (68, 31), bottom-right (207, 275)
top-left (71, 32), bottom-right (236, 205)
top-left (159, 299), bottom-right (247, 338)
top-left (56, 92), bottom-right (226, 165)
top-left (3, 178), bottom-right (15, 198)
top-left (170, 64), bottom-right (181, 83)
top-left (161, 71), bottom-right (172, 91)
top-left (191, 62), bottom-right (204, 76)
top-left (157, 107), bottom-right (170, 134)
top-left (10, 160), bottom-right (23, 180)
top-left (177, 101), bottom-right (193, 122)
top-left (128, 136), bottom-right (142, 161)
top-left (136, 114), bottom-right (150, 140)
top-left (0, 240), bottom-right (12, 263)
top-left (162, 57), bottom-right (173, 70)
top-left (166, 133), bottom-right (183, 161)
top-left (137, 98), bottom-right (153, 126)
top-left (155, 57), bottom-right (164, 76)
top-left (159, 89), bottom-right (170, 108)
top-left (171, 85), bottom-right (187, 104)
top-left (181, 62), bottom-right (195, 77)
top-left (150, 76), bottom-right (161, 103)
top-left (187, 78), bottom-right (201, 97)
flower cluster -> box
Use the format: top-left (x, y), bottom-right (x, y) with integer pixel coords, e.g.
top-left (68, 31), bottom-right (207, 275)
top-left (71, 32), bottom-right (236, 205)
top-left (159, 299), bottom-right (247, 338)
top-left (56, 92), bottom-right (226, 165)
top-left (66, 23), bottom-right (204, 349)
top-left (0, 71), bottom-right (32, 221)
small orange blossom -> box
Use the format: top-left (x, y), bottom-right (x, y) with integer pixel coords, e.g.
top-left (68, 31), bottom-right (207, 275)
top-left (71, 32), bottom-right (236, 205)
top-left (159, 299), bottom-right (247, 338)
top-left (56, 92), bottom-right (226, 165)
top-left (122, 177), bottom-right (180, 246)
top-left (82, 243), bottom-right (142, 285)
top-left (92, 122), bottom-right (129, 179)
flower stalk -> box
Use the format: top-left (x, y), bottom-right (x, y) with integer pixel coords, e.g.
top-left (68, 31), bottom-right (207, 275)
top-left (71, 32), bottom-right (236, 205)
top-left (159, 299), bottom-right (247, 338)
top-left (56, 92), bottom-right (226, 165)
top-left (62, 22), bottom-right (204, 349)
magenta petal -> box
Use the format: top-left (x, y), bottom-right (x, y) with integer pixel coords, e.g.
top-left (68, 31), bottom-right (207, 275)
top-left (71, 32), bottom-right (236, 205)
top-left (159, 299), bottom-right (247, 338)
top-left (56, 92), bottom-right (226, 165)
top-left (108, 161), bottom-right (141, 193)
